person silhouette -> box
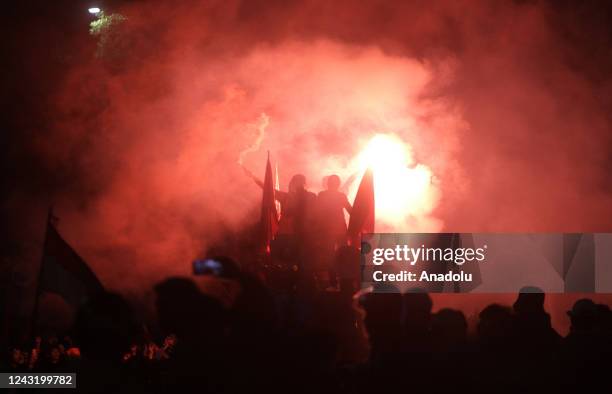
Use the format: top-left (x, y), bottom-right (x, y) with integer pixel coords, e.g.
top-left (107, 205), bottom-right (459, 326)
top-left (153, 277), bottom-right (227, 393)
top-left (315, 175), bottom-right (352, 287)
top-left (276, 174), bottom-right (317, 241)
top-left (512, 288), bottom-right (562, 393)
top-left (561, 298), bottom-right (611, 393)
top-left (73, 291), bottom-right (144, 393)
top-left (402, 290), bottom-right (433, 353)
top-left (358, 290), bottom-right (403, 362)
top-left (246, 169), bottom-right (316, 267)
top-left (512, 287), bottom-right (561, 350)
top-left (316, 175), bottom-right (352, 246)
top-left (245, 169), bottom-right (316, 240)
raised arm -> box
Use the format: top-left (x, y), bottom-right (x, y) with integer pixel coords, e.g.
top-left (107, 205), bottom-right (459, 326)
top-left (242, 165), bottom-right (285, 200)
top-left (242, 165), bottom-right (264, 188)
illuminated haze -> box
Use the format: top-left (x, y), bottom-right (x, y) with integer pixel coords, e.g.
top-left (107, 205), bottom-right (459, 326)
top-left (6, 0), bottom-right (612, 296)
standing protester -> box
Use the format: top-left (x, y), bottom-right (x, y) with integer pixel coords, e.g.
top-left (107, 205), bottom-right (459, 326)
top-left (315, 175), bottom-right (352, 288)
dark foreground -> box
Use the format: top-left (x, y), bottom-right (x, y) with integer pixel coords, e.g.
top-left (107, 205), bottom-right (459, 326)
top-left (4, 262), bottom-right (612, 394)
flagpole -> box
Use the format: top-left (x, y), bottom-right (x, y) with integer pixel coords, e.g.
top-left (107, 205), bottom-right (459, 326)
top-left (274, 159), bottom-right (281, 220)
top-left (29, 206), bottom-right (54, 338)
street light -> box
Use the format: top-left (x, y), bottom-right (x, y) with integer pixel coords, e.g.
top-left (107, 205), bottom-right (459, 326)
top-left (88, 7), bottom-right (101, 15)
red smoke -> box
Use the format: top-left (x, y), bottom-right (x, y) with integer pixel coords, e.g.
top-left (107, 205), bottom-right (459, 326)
top-left (9, 1), bottom-right (612, 328)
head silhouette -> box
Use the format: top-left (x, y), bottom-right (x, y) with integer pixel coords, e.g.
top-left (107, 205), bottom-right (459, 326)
top-left (359, 290), bottom-right (403, 356)
top-left (596, 303), bottom-right (612, 331)
top-left (154, 277), bottom-right (225, 342)
top-left (431, 308), bottom-right (468, 345)
top-left (403, 289), bottom-right (433, 334)
top-left (326, 175), bottom-right (341, 191)
top-left (73, 291), bottom-right (138, 361)
top-left (477, 304), bottom-right (514, 343)
top-left (567, 298), bottom-right (598, 332)
top-left (289, 174), bottom-right (306, 193)
top-left (513, 286), bottom-right (545, 315)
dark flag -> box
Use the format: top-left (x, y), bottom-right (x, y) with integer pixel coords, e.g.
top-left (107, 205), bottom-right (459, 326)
top-left (260, 152), bottom-right (279, 253)
top-left (36, 213), bottom-right (104, 310)
top-left (347, 168), bottom-right (375, 246)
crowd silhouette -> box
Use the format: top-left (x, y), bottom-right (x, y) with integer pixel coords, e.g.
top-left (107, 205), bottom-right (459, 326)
top-left (5, 255), bottom-right (612, 393)
top-left (4, 173), bottom-right (612, 393)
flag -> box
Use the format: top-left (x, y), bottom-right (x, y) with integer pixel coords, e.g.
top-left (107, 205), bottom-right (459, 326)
top-left (347, 168), bottom-right (375, 246)
top-left (260, 152), bottom-right (279, 252)
top-left (36, 214), bottom-right (104, 309)
top-left (274, 160), bottom-right (281, 220)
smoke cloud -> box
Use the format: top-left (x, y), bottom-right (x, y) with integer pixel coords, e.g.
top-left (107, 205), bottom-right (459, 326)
top-left (5, 0), bottom-right (612, 301)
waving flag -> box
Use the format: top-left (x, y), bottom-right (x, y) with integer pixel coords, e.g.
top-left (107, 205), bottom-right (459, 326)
top-left (36, 212), bottom-right (104, 309)
top-left (347, 168), bottom-right (375, 246)
top-left (275, 160), bottom-right (281, 220)
top-left (260, 152), bottom-right (279, 252)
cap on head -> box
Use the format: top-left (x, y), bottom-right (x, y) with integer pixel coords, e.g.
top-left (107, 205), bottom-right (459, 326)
top-left (568, 298), bottom-right (597, 318)
top-left (513, 286), bottom-right (545, 314)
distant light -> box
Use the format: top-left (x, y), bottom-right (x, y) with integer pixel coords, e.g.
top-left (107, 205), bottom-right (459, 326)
top-left (88, 7), bottom-right (101, 14)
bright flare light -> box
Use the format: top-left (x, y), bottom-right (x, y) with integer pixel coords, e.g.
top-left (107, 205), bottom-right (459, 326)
top-left (355, 133), bottom-right (437, 229)
top-left (88, 7), bottom-right (101, 14)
